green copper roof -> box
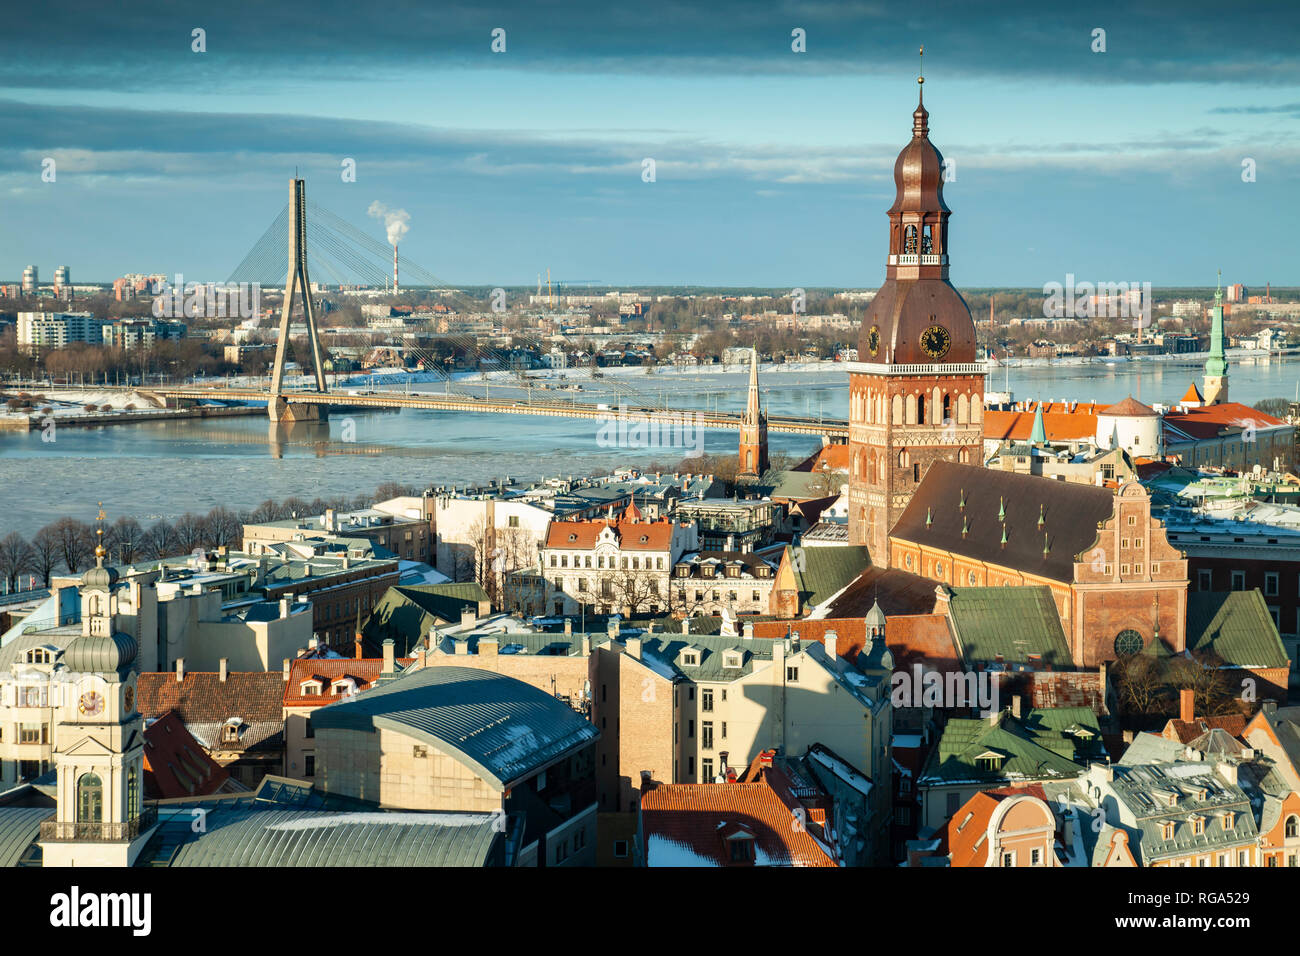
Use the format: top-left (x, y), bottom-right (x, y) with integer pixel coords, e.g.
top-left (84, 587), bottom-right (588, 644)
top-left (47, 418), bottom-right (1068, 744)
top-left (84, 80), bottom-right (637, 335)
top-left (791, 545), bottom-right (870, 609)
top-left (1187, 590), bottom-right (1289, 669)
top-left (921, 707), bottom-right (1102, 787)
top-left (1205, 272), bottom-right (1227, 378)
top-left (362, 583), bottom-right (489, 655)
top-left (946, 586), bottom-right (1073, 667)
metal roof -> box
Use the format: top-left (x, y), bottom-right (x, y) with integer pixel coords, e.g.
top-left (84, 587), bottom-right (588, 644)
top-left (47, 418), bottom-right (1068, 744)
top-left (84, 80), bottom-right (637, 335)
top-left (0, 807), bottom-right (50, 867)
top-left (309, 665), bottom-right (598, 789)
top-left (141, 806), bottom-right (502, 867)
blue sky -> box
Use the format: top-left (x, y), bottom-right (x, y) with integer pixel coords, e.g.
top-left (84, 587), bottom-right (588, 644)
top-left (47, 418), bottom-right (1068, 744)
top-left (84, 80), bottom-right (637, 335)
top-left (1, 0), bottom-right (1297, 288)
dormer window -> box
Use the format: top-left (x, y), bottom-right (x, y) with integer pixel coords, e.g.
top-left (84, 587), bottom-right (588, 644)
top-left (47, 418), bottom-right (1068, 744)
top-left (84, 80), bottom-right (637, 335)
top-left (1222, 812), bottom-right (1235, 831)
top-left (25, 649), bottom-right (50, 665)
top-left (682, 652), bottom-right (699, 667)
top-left (1161, 821), bottom-right (1176, 840)
top-left (1190, 815), bottom-right (1204, 836)
top-left (300, 680), bottom-right (323, 695)
top-left (222, 721), bottom-right (242, 744)
top-left (723, 652), bottom-right (742, 669)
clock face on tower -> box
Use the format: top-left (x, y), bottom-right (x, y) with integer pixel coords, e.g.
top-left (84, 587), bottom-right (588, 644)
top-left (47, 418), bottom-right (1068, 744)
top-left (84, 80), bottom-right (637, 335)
top-left (78, 691), bottom-right (104, 717)
top-left (920, 324), bottom-right (951, 359)
top-left (867, 326), bottom-right (880, 356)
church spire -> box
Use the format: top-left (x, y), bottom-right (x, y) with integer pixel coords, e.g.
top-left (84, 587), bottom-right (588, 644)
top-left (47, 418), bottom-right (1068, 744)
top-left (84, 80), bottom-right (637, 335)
top-left (737, 346), bottom-right (768, 479)
top-left (1204, 269), bottom-right (1228, 404)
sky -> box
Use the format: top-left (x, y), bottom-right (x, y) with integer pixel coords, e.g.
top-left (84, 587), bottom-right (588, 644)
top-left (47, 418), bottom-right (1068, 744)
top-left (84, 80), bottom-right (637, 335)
top-left (1, 0), bottom-right (1298, 289)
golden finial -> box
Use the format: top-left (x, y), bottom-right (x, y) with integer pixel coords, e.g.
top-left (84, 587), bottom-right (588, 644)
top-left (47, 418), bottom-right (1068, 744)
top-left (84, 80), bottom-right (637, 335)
top-left (918, 45), bottom-right (924, 85)
top-left (94, 501), bottom-right (107, 562)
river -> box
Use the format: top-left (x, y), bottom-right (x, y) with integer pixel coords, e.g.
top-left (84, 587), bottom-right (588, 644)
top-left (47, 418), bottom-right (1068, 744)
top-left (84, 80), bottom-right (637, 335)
top-left (0, 354), bottom-right (1295, 539)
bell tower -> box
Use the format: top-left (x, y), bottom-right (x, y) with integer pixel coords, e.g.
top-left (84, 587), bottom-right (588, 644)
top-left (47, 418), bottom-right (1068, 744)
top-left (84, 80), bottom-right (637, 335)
top-left (847, 52), bottom-right (986, 561)
top-left (39, 509), bottom-right (152, 868)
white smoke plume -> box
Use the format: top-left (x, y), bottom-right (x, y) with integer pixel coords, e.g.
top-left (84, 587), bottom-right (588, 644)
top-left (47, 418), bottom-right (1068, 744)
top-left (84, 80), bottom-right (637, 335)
top-left (367, 201), bottom-right (410, 246)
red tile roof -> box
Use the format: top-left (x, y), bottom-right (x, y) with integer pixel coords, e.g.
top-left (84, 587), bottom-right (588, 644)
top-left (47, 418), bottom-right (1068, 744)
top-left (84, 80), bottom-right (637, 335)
top-left (143, 711), bottom-right (232, 799)
top-left (544, 514), bottom-right (675, 551)
top-left (1102, 396), bottom-right (1159, 417)
top-left (1161, 713), bottom-right (1248, 745)
top-left (1163, 402), bottom-right (1289, 440)
top-left (1182, 382), bottom-right (1204, 403)
top-left (283, 657), bottom-right (410, 706)
top-left (640, 770), bottom-right (837, 867)
top-left (137, 671), bottom-right (287, 722)
top-left (752, 613), bottom-right (958, 670)
top-left (984, 403), bottom-right (1099, 442)
top-left (944, 784), bottom-right (1050, 868)
top-left (794, 444), bottom-right (851, 473)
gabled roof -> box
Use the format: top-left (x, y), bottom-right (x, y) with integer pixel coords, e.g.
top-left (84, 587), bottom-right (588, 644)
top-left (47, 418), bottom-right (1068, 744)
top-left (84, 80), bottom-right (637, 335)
top-left (283, 657), bottom-right (412, 706)
top-left (1163, 402), bottom-right (1289, 441)
top-left (788, 545), bottom-right (871, 611)
top-left (820, 564), bottom-right (940, 618)
top-left (361, 583), bottom-right (490, 656)
top-left (947, 586), bottom-right (1073, 668)
top-left (921, 708), bottom-right (1104, 788)
top-left (308, 665), bottom-right (598, 789)
top-left (891, 461), bottom-right (1115, 583)
top-left (544, 515), bottom-right (674, 551)
top-left (143, 711), bottom-right (232, 799)
top-left (1186, 590), bottom-right (1289, 669)
top-left (640, 772), bottom-right (837, 867)
top-left (137, 672), bottom-right (286, 723)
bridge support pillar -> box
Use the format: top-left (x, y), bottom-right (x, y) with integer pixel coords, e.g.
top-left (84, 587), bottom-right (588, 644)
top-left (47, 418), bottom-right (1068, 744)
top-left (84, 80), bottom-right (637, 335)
top-left (268, 396), bottom-right (328, 423)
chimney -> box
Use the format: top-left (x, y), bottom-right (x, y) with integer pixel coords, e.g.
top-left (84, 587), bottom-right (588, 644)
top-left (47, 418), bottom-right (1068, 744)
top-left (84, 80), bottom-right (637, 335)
top-left (282, 658), bottom-right (290, 680)
top-left (461, 607), bottom-right (477, 628)
top-left (581, 635), bottom-right (591, 656)
top-left (607, 619), bottom-right (620, 642)
top-left (175, 658), bottom-right (185, 682)
top-left (933, 584), bottom-right (953, 615)
top-left (625, 636), bottom-right (642, 659)
top-left (1011, 694), bottom-right (1021, 719)
top-left (279, 596), bottom-right (290, 619)
top-left (382, 638), bottom-right (395, 675)
top-left (219, 658), bottom-right (228, 682)
top-left (681, 617), bottom-right (690, 635)
top-left (354, 633), bottom-right (363, 660)
top-left (564, 618), bottom-right (572, 637)
top-left (742, 621), bottom-right (754, 640)
top-left (1180, 687), bottom-right (1195, 724)
top-left (454, 638), bottom-right (469, 655)
top-left (417, 645), bottom-right (427, 668)
top-left (479, 638), bottom-right (498, 658)
top-left (759, 748), bottom-right (775, 769)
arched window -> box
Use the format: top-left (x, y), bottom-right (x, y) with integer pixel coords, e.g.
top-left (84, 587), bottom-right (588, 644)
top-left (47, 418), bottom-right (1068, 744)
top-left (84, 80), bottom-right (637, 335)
top-left (898, 449), bottom-right (909, 468)
top-left (917, 393), bottom-right (926, 425)
top-left (921, 224), bottom-right (933, 255)
top-left (77, 773), bottom-right (103, 824)
top-left (904, 225), bottom-right (918, 254)
top-left (1287, 816), bottom-right (1299, 839)
top-left (943, 393), bottom-right (951, 422)
top-left (745, 450), bottom-right (753, 472)
top-left (959, 447), bottom-right (970, 464)
top-left (893, 395), bottom-right (903, 425)
top-left (127, 764), bottom-right (139, 820)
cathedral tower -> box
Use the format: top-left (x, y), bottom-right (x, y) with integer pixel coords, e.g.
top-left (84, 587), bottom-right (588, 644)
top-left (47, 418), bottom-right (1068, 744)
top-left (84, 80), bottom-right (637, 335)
top-left (847, 61), bottom-right (985, 560)
top-left (1203, 272), bottom-right (1228, 405)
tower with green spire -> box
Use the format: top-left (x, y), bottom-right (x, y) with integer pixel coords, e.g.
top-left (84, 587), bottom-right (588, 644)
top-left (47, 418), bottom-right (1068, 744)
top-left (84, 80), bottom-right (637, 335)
top-left (1203, 270), bottom-right (1228, 405)
top-left (1028, 401), bottom-right (1047, 445)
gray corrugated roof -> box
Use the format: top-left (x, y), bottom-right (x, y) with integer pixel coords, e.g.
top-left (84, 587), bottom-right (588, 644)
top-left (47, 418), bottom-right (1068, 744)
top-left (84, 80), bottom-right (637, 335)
top-left (0, 807), bottom-right (49, 866)
top-left (144, 806), bottom-right (501, 867)
top-left (310, 666), bottom-right (598, 789)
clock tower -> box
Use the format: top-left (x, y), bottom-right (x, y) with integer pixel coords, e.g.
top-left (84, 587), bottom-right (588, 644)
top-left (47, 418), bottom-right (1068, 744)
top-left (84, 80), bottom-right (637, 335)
top-left (39, 537), bottom-right (152, 867)
top-left (847, 63), bottom-right (985, 561)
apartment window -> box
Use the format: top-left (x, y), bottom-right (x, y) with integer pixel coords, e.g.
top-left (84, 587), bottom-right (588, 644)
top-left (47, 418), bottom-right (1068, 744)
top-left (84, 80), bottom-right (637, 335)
top-left (1031, 848), bottom-right (1041, 866)
top-left (304, 718), bottom-right (314, 739)
top-left (752, 591), bottom-right (760, 602)
top-left (508, 515), bottom-right (519, 528)
top-left (1198, 569), bottom-right (1212, 590)
top-left (702, 689), bottom-right (713, 712)
top-left (585, 556), bottom-right (591, 568)
top-left (702, 758), bottom-right (714, 781)
top-left (688, 757), bottom-right (695, 776)
top-left (1001, 852), bottom-right (1014, 867)
top-left (613, 840), bottom-right (628, 859)
top-left (1270, 606), bottom-right (1282, 629)
top-left (688, 687), bottom-right (695, 701)
top-left (702, 722), bottom-right (713, 749)
top-left (1239, 850), bottom-right (1248, 866)
top-left (18, 724), bottom-right (45, 745)
top-left (1266, 572), bottom-right (1280, 596)
top-left (1121, 538), bottom-right (1129, 549)
top-left (1127, 515), bottom-right (1137, 526)
top-left (946, 792), bottom-right (961, 816)
top-left (688, 720), bottom-right (695, 738)
top-left (786, 666), bottom-right (799, 683)
top-left (304, 754), bottom-right (315, 776)
top-left (1231, 570), bottom-right (1245, 591)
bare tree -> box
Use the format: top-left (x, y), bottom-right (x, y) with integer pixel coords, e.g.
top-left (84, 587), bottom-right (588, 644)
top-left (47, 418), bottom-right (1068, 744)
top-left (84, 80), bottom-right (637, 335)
top-left (52, 518), bottom-right (94, 574)
top-left (30, 525), bottom-right (61, 587)
top-left (0, 532), bottom-right (33, 590)
top-left (172, 513), bottom-right (205, 554)
top-left (143, 520), bottom-right (179, 560)
top-left (202, 506), bottom-right (242, 549)
top-left (248, 499), bottom-right (283, 523)
top-left (110, 517), bottom-right (145, 564)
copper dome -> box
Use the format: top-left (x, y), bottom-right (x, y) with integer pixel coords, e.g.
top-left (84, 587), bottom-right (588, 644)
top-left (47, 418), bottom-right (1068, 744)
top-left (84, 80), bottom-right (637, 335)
top-left (859, 279), bottom-right (977, 364)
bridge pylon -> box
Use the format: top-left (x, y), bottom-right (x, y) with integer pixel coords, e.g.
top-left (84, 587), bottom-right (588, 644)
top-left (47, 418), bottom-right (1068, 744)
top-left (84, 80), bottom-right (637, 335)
top-left (268, 177), bottom-right (329, 422)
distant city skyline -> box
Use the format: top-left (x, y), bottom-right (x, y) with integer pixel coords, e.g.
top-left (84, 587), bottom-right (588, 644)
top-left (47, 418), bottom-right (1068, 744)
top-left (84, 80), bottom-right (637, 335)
top-left (1, 0), bottom-right (1297, 288)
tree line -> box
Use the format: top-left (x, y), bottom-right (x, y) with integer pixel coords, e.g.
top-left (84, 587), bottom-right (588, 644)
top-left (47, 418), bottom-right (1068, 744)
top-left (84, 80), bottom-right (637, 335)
top-left (0, 480), bottom-right (423, 591)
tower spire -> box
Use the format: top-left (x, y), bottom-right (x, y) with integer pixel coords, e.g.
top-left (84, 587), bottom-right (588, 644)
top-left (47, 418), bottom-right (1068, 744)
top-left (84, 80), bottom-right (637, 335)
top-left (1204, 269), bottom-right (1228, 404)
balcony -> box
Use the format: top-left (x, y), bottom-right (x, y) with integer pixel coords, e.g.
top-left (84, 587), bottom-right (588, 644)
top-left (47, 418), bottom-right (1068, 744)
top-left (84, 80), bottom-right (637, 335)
top-left (40, 806), bottom-right (157, 843)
